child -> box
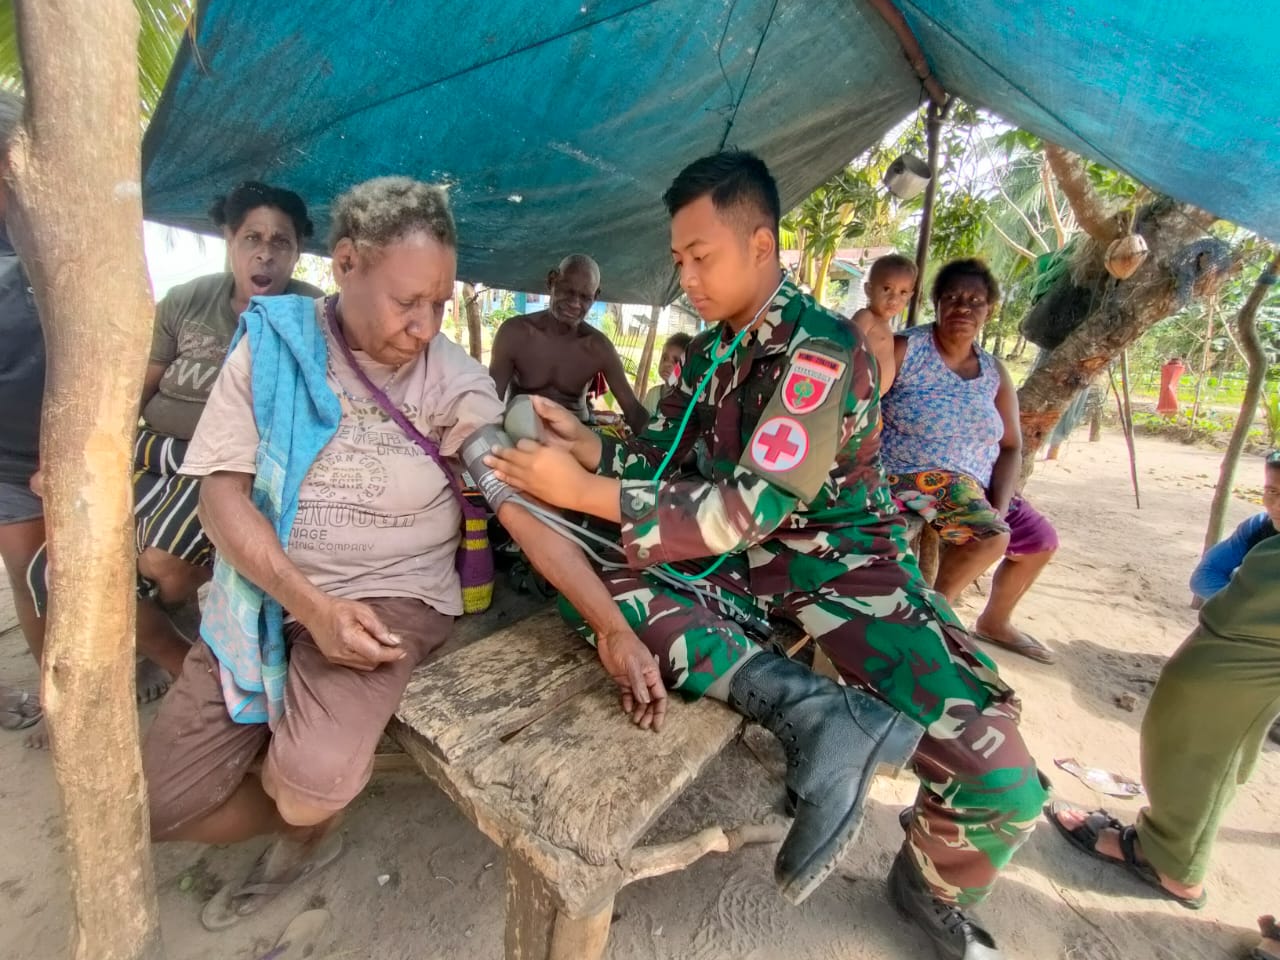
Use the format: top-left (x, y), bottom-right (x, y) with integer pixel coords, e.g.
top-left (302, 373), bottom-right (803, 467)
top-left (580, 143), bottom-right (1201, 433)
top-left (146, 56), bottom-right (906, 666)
top-left (1191, 450), bottom-right (1280, 602)
top-left (642, 331), bottom-right (692, 414)
top-left (850, 254), bottom-right (917, 396)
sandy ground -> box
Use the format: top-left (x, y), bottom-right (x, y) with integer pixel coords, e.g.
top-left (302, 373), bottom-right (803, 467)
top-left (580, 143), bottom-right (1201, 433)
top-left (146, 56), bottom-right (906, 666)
top-left (1, 431), bottom-right (1275, 960)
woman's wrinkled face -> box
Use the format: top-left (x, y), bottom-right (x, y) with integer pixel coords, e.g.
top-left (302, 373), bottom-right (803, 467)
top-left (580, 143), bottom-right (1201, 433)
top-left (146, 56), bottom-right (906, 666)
top-left (227, 205), bottom-right (301, 301)
top-left (933, 274), bottom-right (992, 340)
top-left (332, 231), bottom-right (456, 367)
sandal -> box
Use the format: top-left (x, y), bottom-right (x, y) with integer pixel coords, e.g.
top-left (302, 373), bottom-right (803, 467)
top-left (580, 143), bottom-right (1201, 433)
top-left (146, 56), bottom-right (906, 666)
top-left (974, 629), bottom-right (1056, 664)
top-left (201, 831), bottom-right (345, 931)
top-left (0, 688), bottom-right (42, 731)
top-left (1044, 801), bottom-right (1206, 910)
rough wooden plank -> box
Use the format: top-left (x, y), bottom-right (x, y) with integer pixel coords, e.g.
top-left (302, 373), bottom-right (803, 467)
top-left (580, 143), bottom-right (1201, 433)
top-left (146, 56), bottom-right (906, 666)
top-left (395, 608), bottom-right (601, 763)
top-left (470, 681), bottom-right (743, 867)
top-left (387, 715), bottom-right (625, 916)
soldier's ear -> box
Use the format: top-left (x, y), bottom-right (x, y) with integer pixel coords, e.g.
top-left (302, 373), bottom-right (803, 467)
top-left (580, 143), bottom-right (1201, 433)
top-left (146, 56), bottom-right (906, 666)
top-left (750, 225), bottom-right (777, 267)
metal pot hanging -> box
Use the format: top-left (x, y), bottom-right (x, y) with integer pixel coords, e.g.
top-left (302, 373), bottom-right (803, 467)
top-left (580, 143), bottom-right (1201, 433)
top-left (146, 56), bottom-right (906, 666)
top-left (883, 154), bottom-right (931, 200)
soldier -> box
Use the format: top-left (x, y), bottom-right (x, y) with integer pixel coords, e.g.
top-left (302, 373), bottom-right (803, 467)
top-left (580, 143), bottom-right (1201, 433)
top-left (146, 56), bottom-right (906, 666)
top-left (489, 151), bottom-right (1046, 960)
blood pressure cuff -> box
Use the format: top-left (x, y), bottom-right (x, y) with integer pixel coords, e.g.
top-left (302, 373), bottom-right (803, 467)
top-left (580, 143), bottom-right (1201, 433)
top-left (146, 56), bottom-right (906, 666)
top-left (459, 424), bottom-right (518, 513)
top-left (739, 339), bottom-right (851, 502)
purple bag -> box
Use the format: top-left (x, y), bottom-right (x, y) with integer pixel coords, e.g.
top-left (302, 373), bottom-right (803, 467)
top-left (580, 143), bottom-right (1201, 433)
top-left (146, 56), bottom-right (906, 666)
top-left (325, 296), bottom-right (493, 613)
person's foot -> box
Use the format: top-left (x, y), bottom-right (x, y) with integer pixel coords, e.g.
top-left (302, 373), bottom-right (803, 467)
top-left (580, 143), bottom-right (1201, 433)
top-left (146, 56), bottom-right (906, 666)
top-left (135, 658), bottom-right (172, 704)
top-left (888, 849), bottom-right (1001, 959)
top-left (23, 717), bottom-right (48, 750)
top-left (0, 684), bottom-right (41, 731)
top-left (1252, 916), bottom-right (1280, 959)
top-left (201, 829), bottom-right (345, 931)
top-left (1049, 806), bottom-right (1203, 902)
top-left (972, 616), bottom-right (1055, 664)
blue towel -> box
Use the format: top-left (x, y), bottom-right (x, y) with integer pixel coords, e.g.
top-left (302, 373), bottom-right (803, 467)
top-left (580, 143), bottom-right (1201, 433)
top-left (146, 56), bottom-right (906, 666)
top-left (200, 294), bottom-right (341, 726)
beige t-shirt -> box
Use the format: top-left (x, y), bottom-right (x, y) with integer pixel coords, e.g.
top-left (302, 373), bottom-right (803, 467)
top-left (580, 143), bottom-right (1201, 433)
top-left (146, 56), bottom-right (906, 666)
top-left (181, 312), bottom-right (504, 615)
top-left (144, 273), bottom-right (325, 440)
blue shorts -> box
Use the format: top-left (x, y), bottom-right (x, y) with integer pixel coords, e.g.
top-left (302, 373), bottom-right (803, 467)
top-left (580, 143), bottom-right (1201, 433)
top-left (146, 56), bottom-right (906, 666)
top-left (0, 480), bottom-right (41, 525)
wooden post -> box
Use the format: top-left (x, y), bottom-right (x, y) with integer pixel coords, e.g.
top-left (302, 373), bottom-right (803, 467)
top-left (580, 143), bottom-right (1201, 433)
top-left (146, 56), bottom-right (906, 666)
top-left (1190, 294), bottom-right (1217, 427)
top-left (633, 304), bottom-right (661, 397)
top-left (504, 855), bottom-right (613, 960)
top-left (1203, 251), bottom-right (1279, 551)
top-left (7, 1), bottom-right (163, 959)
top-left (462, 281), bottom-right (483, 361)
top-left (906, 100), bottom-right (943, 327)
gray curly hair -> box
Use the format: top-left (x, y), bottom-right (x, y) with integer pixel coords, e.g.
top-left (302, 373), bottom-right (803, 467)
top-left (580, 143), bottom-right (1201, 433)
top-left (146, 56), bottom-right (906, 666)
top-left (328, 176), bottom-right (456, 257)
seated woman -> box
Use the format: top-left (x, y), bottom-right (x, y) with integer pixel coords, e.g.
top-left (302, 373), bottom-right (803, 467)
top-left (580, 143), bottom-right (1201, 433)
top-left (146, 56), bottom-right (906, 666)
top-left (881, 258), bottom-right (1059, 664)
top-left (28, 181), bottom-right (323, 700)
top-left (142, 177), bottom-right (663, 930)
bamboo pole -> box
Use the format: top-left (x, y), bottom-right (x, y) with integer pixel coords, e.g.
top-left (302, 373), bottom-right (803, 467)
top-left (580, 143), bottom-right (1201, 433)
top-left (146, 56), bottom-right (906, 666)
top-left (906, 101), bottom-right (943, 327)
top-left (1109, 353), bottom-right (1141, 509)
top-left (1190, 294), bottom-right (1217, 428)
top-left (633, 304), bottom-right (661, 396)
top-left (7, 1), bottom-right (163, 958)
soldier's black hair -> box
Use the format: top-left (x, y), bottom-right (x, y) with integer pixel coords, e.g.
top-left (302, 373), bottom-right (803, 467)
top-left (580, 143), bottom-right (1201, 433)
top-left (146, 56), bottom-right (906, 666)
top-left (663, 150), bottom-right (781, 243)
top-left (931, 258), bottom-right (1001, 308)
top-left (209, 181), bottom-right (314, 243)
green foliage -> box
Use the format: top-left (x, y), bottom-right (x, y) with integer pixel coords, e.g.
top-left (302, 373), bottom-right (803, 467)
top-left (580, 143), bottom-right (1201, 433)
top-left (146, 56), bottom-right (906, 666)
top-left (1265, 386), bottom-right (1280, 446)
top-left (0, 0), bottom-right (194, 121)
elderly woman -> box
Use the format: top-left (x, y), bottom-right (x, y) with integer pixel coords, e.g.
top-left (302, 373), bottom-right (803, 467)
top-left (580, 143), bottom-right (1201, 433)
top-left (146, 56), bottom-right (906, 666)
top-left (882, 258), bottom-right (1059, 664)
top-left (26, 181), bottom-right (324, 709)
top-left (140, 177), bottom-right (663, 930)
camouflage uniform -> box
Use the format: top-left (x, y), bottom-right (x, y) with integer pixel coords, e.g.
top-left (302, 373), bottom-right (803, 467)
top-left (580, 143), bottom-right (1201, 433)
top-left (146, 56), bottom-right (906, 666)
top-left (561, 280), bottom-right (1046, 905)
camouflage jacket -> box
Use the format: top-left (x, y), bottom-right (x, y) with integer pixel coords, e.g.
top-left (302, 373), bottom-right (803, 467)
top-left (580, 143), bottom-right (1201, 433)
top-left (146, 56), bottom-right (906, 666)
top-left (597, 279), bottom-right (907, 597)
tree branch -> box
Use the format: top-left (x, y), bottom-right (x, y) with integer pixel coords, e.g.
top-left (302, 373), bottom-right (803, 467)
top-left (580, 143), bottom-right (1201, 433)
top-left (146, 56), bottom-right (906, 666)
top-left (621, 823), bottom-right (788, 885)
top-left (1041, 152), bottom-right (1068, 249)
top-left (985, 216), bottom-right (1037, 260)
top-left (1043, 142), bottom-right (1123, 245)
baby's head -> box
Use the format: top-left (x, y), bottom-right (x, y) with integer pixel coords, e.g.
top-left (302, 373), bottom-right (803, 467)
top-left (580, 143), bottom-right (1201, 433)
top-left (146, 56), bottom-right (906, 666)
top-left (659, 332), bottom-right (692, 384)
top-left (1266, 452), bottom-right (1280, 527)
top-left (864, 254), bottom-right (918, 321)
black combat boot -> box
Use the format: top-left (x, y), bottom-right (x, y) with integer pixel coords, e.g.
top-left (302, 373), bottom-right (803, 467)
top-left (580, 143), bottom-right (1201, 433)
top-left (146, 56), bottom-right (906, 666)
top-left (888, 849), bottom-right (1002, 960)
top-left (727, 651), bottom-right (923, 904)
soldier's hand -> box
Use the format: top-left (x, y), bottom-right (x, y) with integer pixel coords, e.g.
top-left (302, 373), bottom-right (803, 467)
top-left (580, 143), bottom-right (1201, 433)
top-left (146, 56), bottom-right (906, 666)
top-left (597, 628), bottom-right (667, 732)
top-left (486, 439), bottom-right (588, 508)
top-left (530, 395), bottom-right (602, 470)
top-left (308, 597), bottom-right (406, 671)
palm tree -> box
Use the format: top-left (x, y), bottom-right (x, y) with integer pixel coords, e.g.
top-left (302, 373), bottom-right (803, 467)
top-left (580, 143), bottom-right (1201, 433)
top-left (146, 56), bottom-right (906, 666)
top-left (0, 0), bottom-right (193, 119)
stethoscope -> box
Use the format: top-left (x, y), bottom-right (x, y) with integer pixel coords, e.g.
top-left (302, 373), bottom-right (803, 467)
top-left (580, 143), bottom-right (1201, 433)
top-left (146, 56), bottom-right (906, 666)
top-left (648, 274), bottom-right (787, 585)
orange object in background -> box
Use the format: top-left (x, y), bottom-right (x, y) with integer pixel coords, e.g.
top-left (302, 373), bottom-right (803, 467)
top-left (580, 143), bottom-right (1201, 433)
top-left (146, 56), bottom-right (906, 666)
top-left (1157, 357), bottom-right (1187, 415)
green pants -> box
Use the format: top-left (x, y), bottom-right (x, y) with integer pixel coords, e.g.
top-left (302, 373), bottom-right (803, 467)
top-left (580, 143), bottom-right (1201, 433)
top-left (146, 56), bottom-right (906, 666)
top-left (1138, 535), bottom-right (1280, 886)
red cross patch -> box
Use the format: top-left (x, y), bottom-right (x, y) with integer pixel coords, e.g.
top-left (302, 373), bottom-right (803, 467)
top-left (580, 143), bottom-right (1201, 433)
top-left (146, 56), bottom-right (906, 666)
top-left (782, 349), bottom-right (846, 414)
top-left (750, 416), bottom-right (808, 472)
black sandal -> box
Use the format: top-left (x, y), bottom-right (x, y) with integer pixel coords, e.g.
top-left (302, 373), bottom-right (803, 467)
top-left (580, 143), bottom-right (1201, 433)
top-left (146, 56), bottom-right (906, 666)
top-left (1044, 801), bottom-right (1207, 910)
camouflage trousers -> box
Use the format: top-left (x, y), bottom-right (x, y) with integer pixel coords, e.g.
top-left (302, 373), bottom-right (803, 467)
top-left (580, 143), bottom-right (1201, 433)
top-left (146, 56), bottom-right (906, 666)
top-left (560, 553), bottom-right (1047, 906)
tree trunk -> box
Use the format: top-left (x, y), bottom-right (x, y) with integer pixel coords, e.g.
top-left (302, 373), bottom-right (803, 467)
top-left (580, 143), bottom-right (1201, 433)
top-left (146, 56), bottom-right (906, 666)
top-left (1016, 197), bottom-right (1229, 483)
top-left (462, 282), bottom-right (483, 362)
top-left (1202, 252), bottom-right (1279, 551)
top-left (7, 2), bottom-right (163, 959)
top-left (633, 304), bottom-right (661, 396)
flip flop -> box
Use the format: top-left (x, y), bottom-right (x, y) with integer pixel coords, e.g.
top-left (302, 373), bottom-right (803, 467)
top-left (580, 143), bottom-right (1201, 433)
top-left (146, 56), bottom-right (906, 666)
top-left (1044, 801), bottom-right (1206, 910)
top-left (257, 908), bottom-right (333, 960)
top-left (974, 630), bottom-right (1056, 664)
top-left (201, 831), bottom-right (345, 931)
top-left (1, 690), bottom-right (42, 731)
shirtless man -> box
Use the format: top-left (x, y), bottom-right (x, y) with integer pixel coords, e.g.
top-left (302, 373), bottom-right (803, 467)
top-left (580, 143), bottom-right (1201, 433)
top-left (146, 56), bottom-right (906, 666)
top-left (489, 254), bottom-right (648, 433)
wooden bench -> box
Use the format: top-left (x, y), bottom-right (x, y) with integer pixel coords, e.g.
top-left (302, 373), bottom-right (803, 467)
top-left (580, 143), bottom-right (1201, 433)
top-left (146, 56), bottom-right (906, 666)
top-left (388, 607), bottom-right (788, 960)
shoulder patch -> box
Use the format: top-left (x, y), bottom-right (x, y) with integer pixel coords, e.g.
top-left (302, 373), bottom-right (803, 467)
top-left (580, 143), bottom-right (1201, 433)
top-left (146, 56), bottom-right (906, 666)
top-left (781, 348), bottom-right (847, 414)
top-left (749, 415), bottom-right (809, 472)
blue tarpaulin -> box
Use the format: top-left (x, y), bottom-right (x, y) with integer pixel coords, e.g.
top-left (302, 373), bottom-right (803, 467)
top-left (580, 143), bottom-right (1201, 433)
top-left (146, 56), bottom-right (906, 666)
top-left (142, 1), bottom-right (1280, 304)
